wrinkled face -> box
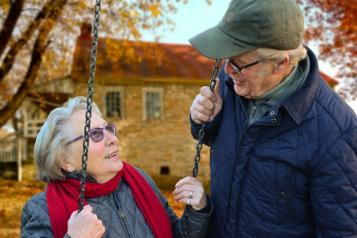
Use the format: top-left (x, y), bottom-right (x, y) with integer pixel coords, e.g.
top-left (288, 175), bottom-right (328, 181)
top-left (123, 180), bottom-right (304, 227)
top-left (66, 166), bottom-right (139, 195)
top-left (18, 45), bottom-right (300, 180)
top-left (62, 110), bottom-right (122, 183)
top-left (224, 51), bottom-right (279, 99)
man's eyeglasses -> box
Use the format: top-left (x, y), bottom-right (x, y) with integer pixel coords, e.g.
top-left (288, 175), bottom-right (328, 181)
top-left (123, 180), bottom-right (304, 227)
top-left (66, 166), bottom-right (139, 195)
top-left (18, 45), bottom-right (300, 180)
top-left (65, 123), bottom-right (117, 146)
top-left (226, 58), bottom-right (261, 74)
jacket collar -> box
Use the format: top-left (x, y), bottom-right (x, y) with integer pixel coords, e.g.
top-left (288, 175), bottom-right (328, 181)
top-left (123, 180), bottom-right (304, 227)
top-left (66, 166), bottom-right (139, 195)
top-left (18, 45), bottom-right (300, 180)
top-left (281, 47), bottom-right (320, 125)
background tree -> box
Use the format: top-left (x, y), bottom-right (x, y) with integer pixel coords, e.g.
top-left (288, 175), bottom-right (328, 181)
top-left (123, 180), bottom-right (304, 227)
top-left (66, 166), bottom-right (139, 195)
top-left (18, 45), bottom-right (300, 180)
top-left (298, 0), bottom-right (357, 101)
top-left (0, 0), bottom-right (212, 127)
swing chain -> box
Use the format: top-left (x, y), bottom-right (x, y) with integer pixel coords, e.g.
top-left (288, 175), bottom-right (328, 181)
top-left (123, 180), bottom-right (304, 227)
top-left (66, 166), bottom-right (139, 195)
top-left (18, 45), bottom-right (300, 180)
top-left (78, 0), bottom-right (102, 212)
top-left (183, 60), bottom-right (221, 238)
top-left (191, 59), bottom-right (221, 178)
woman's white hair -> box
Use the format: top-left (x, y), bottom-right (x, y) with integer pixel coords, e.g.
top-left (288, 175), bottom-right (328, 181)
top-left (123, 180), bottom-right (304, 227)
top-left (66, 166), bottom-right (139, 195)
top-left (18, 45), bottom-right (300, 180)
top-left (256, 44), bottom-right (307, 67)
top-left (34, 96), bottom-right (102, 182)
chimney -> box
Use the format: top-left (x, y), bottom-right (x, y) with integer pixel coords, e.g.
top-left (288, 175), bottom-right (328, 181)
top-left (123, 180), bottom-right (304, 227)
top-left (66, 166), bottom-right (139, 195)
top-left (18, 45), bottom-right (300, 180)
top-left (79, 23), bottom-right (92, 40)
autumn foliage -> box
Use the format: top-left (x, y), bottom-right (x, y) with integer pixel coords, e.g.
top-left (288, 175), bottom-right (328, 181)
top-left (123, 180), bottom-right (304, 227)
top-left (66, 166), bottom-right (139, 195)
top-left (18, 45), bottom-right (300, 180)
top-left (298, 0), bottom-right (357, 99)
top-left (0, 0), bottom-right (192, 127)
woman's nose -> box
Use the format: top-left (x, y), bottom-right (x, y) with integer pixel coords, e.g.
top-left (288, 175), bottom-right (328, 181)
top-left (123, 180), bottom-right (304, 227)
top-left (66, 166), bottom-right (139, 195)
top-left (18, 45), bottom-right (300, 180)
top-left (104, 130), bottom-right (118, 145)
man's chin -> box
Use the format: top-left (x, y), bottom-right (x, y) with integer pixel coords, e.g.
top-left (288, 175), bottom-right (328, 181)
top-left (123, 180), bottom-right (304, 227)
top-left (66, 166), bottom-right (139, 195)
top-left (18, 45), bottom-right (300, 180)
top-left (234, 85), bottom-right (249, 98)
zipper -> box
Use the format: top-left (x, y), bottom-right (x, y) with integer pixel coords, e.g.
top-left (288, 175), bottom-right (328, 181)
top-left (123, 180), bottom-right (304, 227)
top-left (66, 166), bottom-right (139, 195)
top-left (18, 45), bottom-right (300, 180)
top-left (250, 100), bottom-right (257, 126)
top-left (113, 188), bottom-right (133, 238)
top-left (252, 101), bottom-right (257, 116)
top-left (224, 118), bottom-right (249, 235)
top-left (226, 110), bottom-right (279, 235)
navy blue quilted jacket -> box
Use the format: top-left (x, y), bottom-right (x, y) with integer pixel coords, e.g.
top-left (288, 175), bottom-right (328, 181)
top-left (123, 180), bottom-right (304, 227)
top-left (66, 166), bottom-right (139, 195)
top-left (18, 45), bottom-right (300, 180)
top-left (191, 49), bottom-right (357, 238)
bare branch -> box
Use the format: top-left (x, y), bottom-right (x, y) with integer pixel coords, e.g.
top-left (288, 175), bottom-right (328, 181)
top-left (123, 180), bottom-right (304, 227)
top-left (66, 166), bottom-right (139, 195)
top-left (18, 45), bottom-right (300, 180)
top-left (0, 0), bottom-right (54, 83)
top-left (0, 0), bottom-right (25, 57)
top-left (0, 0), bottom-right (68, 127)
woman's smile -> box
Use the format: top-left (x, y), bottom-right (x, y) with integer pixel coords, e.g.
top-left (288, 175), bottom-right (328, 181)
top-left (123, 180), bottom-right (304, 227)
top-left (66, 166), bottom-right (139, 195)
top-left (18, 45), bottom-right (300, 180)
top-left (104, 150), bottom-right (119, 160)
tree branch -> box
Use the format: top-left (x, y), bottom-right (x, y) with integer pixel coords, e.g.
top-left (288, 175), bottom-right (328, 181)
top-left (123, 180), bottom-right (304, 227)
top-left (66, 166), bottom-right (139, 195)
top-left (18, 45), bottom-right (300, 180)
top-left (0, 0), bottom-right (68, 127)
top-left (0, 0), bottom-right (55, 83)
top-left (0, 0), bottom-right (25, 57)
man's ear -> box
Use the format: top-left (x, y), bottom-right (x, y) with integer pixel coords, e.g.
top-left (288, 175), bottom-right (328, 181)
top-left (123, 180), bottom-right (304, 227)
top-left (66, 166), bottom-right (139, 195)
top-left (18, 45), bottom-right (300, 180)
top-left (273, 56), bottom-right (289, 73)
top-left (59, 157), bottom-right (75, 172)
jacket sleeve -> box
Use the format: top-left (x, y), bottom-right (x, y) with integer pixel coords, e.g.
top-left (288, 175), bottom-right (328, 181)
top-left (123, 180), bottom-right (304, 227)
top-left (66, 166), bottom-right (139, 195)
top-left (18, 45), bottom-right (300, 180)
top-left (190, 112), bottom-right (222, 147)
top-left (311, 127), bottom-right (357, 237)
top-left (21, 193), bottom-right (54, 238)
top-left (137, 168), bottom-right (213, 238)
top-left (162, 196), bottom-right (212, 238)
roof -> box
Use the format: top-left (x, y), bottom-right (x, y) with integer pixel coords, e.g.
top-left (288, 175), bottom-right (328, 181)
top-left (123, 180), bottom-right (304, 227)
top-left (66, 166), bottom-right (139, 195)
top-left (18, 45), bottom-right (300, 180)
top-left (71, 28), bottom-right (215, 85)
top-left (71, 24), bottom-right (338, 87)
top-left (0, 129), bottom-right (11, 139)
top-left (320, 71), bottom-right (338, 87)
top-left (27, 92), bottom-right (71, 113)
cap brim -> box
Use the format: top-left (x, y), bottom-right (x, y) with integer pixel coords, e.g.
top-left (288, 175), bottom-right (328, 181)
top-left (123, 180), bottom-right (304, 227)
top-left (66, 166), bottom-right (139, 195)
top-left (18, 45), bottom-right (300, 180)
top-left (189, 26), bottom-right (256, 59)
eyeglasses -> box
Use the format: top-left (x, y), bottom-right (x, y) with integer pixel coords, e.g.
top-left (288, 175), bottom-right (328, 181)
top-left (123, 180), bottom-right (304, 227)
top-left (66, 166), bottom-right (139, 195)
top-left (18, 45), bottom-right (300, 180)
top-left (226, 58), bottom-right (261, 74)
top-left (65, 123), bottom-right (117, 146)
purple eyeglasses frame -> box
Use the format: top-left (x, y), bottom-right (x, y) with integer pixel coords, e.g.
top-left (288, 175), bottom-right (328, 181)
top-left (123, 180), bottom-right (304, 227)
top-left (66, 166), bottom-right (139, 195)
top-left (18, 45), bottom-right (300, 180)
top-left (65, 123), bottom-right (117, 146)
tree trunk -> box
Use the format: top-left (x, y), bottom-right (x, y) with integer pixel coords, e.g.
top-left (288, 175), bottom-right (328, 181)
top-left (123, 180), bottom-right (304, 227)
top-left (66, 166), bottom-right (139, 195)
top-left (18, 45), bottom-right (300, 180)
top-left (0, 0), bottom-right (68, 127)
top-left (0, 0), bottom-right (55, 83)
top-left (0, 0), bottom-right (25, 57)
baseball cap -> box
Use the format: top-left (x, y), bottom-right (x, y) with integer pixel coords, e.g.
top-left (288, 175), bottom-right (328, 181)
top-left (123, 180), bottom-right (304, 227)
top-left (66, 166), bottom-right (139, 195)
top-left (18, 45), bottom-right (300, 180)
top-left (189, 0), bottom-right (304, 59)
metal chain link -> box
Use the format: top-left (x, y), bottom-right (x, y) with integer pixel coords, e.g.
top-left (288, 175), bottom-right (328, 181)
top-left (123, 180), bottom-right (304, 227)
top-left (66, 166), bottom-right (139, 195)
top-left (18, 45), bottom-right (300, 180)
top-left (77, 1), bottom-right (220, 233)
top-left (78, 0), bottom-right (102, 212)
top-left (183, 59), bottom-right (221, 238)
top-left (192, 59), bottom-right (221, 178)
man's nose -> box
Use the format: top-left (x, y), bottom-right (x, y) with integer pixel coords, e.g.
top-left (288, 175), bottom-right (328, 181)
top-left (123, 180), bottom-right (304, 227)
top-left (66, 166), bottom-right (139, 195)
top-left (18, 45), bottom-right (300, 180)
top-left (224, 61), bottom-right (237, 75)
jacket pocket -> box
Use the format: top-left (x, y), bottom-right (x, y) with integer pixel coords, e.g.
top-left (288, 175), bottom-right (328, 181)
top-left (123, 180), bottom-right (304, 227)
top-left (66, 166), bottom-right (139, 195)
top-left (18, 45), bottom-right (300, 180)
top-left (275, 161), bottom-right (296, 223)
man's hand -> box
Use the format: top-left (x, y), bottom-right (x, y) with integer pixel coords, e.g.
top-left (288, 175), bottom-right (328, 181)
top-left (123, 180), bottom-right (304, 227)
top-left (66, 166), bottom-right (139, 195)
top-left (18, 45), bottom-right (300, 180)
top-left (190, 77), bottom-right (222, 124)
top-left (67, 205), bottom-right (105, 238)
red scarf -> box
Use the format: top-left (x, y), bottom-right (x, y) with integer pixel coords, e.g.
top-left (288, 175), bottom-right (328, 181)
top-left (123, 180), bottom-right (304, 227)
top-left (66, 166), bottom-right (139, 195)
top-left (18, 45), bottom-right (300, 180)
top-left (46, 162), bottom-right (173, 238)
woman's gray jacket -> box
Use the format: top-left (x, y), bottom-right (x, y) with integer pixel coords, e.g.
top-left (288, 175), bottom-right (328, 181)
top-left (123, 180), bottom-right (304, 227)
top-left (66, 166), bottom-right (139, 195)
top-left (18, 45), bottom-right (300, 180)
top-left (21, 169), bottom-right (212, 238)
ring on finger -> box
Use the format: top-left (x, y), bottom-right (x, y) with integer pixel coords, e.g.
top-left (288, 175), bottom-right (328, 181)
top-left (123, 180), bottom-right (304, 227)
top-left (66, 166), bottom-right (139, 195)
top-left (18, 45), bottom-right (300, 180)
top-left (189, 191), bottom-right (193, 199)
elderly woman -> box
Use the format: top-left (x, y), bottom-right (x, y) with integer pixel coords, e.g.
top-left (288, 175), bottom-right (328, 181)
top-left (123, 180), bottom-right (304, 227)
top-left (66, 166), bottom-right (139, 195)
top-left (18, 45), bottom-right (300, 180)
top-left (21, 96), bottom-right (212, 238)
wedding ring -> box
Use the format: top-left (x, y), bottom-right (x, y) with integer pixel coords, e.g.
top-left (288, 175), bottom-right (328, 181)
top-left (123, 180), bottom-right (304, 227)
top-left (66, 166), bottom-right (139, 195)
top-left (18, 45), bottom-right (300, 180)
top-left (189, 191), bottom-right (193, 199)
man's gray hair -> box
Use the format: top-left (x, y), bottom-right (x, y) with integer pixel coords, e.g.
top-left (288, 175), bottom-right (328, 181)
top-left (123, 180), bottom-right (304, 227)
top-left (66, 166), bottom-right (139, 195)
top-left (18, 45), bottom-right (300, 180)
top-left (34, 96), bottom-right (102, 182)
top-left (256, 44), bottom-right (307, 67)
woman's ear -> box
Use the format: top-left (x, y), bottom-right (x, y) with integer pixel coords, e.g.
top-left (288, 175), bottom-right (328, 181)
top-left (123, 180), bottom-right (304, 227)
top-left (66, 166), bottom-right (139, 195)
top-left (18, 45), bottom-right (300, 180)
top-left (59, 157), bottom-right (76, 172)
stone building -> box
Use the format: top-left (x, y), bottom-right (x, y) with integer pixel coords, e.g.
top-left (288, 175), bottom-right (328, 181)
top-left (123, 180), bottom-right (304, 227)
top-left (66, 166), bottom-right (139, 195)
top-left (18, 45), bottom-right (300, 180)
top-left (2, 24), bottom-right (338, 183)
top-left (69, 26), bottom-right (338, 182)
top-left (69, 25), bottom-right (215, 182)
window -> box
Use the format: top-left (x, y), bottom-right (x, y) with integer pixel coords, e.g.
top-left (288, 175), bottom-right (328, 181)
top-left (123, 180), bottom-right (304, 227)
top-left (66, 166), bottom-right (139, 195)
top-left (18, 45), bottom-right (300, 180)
top-left (160, 166), bottom-right (170, 175)
top-left (143, 88), bottom-right (163, 120)
top-left (104, 88), bottom-right (123, 119)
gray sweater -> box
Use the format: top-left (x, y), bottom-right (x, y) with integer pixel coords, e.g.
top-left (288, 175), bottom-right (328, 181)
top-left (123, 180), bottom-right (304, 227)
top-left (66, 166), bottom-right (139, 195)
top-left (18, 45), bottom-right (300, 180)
top-left (21, 169), bottom-right (212, 238)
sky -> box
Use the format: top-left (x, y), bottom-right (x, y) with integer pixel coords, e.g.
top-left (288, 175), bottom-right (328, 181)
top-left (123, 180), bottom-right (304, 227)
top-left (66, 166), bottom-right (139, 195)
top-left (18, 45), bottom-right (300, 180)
top-left (142, 1), bottom-right (357, 111)
top-left (142, 0), bottom-right (337, 77)
top-left (143, 1), bottom-right (231, 44)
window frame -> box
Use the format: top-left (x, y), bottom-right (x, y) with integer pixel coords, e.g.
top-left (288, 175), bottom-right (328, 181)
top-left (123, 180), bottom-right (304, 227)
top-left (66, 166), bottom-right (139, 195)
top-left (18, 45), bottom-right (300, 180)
top-left (142, 87), bottom-right (164, 121)
top-left (102, 86), bottom-right (124, 119)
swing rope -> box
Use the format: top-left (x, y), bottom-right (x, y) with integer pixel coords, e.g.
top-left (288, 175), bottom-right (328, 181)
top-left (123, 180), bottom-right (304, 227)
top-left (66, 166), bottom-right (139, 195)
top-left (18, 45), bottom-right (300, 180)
top-left (78, 0), bottom-right (102, 212)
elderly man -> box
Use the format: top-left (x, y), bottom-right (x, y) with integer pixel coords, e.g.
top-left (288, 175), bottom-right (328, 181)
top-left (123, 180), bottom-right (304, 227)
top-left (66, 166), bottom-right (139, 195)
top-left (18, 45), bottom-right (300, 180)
top-left (189, 0), bottom-right (357, 237)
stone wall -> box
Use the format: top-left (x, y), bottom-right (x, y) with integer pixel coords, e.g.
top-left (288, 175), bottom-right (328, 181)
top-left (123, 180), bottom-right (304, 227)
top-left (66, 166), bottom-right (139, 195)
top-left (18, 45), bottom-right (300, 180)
top-left (73, 82), bottom-right (211, 183)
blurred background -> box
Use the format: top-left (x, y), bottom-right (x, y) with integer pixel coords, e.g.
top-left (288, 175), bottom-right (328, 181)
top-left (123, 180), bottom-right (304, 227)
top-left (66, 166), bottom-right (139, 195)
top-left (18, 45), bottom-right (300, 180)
top-left (0, 0), bottom-right (356, 236)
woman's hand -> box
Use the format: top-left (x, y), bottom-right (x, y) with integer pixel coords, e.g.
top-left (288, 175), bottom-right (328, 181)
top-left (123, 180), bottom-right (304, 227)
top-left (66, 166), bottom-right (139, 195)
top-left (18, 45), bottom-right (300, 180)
top-left (173, 176), bottom-right (207, 210)
top-left (67, 205), bottom-right (105, 238)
